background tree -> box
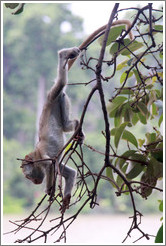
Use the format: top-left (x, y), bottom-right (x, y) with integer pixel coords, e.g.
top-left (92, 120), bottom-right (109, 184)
top-left (3, 2), bottom-right (86, 210)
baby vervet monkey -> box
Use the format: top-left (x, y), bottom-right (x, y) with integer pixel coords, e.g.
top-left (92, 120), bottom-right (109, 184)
top-left (21, 47), bottom-right (84, 213)
top-left (21, 19), bottom-right (133, 213)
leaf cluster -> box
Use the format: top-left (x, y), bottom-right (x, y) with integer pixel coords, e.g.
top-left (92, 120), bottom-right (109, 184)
top-left (97, 21), bottom-right (163, 200)
top-left (5, 3), bottom-right (25, 15)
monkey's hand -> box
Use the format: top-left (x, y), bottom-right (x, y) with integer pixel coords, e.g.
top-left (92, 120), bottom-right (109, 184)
top-left (75, 129), bottom-right (85, 145)
top-left (59, 47), bottom-right (80, 69)
top-left (66, 47), bottom-right (80, 60)
top-left (59, 194), bottom-right (71, 214)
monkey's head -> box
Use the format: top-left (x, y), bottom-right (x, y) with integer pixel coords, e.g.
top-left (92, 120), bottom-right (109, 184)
top-left (21, 154), bottom-right (45, 185)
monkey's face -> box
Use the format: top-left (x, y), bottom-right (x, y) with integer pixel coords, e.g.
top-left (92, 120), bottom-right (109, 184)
top-left (21, 155), bottom-right (44, 184)
top-left (22, 163), bottom-right (44, 184)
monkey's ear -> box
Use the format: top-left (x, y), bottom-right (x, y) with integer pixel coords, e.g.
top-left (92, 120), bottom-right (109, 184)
top-left (25, 155), bottom-right (32, 161)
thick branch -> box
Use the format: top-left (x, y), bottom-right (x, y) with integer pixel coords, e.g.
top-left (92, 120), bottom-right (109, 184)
top-left (96, 3), bottom-right (119, 165)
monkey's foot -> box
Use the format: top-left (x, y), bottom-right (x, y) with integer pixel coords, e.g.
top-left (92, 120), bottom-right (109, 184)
top-left (75, 129), bottom-right (85, 145)
top-left (59, 194), bottom-right (71, 214)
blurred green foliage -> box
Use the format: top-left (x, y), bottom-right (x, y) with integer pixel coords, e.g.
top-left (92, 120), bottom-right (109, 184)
top-left (3, 2), bottom-right (85, 213)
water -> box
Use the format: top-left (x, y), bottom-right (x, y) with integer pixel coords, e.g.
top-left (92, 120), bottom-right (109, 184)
top-left (2, 214), bottom-right (161, 245)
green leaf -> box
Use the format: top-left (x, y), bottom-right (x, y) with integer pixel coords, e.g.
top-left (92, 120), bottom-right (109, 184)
top-left (117, 60), bottom-right (128, 70)
top-left (154, 25), bottom-right (163, 32)
top-left (117, 57), bottom-right (135, 70)
top-left (155, 89), bottom-right (161, 99)
top-left (151, 102), bottom-right (158, 116)
top-left (106, 167), bottom-right (117, 188)
top-left (158, 114), bottom-right (163, 127)
top-left (158, 200), bottom-right (163, 212)
top-left (122, 130), bottom-right (138, 148)
top-left (118, 88), bottom-right (134, 95)
top-left (115, 150), bottom-right (136, 169)
top-left (159, 51), bottom-right (163, 59)
top-left (126, 163), bottom-right (144, 179)
top-left (155, 225), bottom-right (163, 243)
top-left (121, 40), bottom-right (144, 56)
top-left (5, 3), bottom-right (19, 9)
top-left (107, 96), bottom-right (127, 117)
top-left (145, 132), bottom-right (156, 145)
top-left (130, 153), bottom-right (147, 163)
top-left (133, 69), bottom-right (142, 84)
top-left (110, 128), bottom-right (116, 136)
top-left (124, 106), bottom-right (133, 126)
top-left (110, 39), bottom-right (144, 56)
top-left (110, 39), bottom-right (131, 55)
top-left (127, 57), bottom-right (135, 66)
top-left (98, 25), bottom-right (126, 46)
top-left (131, 105), bottom-right (140, 113)
top-left (150, 155), bottom-right (163, 176)
top-left (149, 90), bottom-right (157, 105)
top-left (120, 71), bottom-right (133, 84)
top-left (114, 122), bottom-right (127, 148)
top-left (132, 113), bottom-right (139, 125)
top-left (137, 102), bottom-right (148, 117)
top-left (65, 143), bottom-right (72, 152)
top-left (116, 164), bottom-right (128, 187)
top-left (137, 112), bottom-right (147, 124)
top-left (140, 171), bottom-right (157, 197)
top-left (138, 139), bottom-right (145, 147)
top-left (114, 106), bottom-right (123, 127)
top-left (12, 3), bottom-right (25, 15)
top-left (126, 153), bottom-right (146, 179)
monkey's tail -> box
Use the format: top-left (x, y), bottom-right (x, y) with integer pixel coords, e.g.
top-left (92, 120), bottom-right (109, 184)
top-left (68, 19), bottom-right (134, 70)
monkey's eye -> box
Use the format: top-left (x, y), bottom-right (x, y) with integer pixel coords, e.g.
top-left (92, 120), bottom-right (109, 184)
top-left (20, 162), bottom-right (33, 168)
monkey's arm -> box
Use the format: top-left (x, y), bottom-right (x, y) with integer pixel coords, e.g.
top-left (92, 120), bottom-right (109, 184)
top-left (60, 92), bottom-right (85, 144)
top-left (68, 19), bottom-right (134, 70)
top-left (37, 145), bottom-right (55, 195)
top-left (47, 47), bottom-right (81, 103)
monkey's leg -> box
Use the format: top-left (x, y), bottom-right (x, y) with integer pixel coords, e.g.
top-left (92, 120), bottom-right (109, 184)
top-left (60, 93), bottom-right (79, 132)
top-left (60, 163), bottom-right (77, 196)
top-left (59, 163), bottom-right (77, 213)
top-left (45, 164), bottom-right (55, 195)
